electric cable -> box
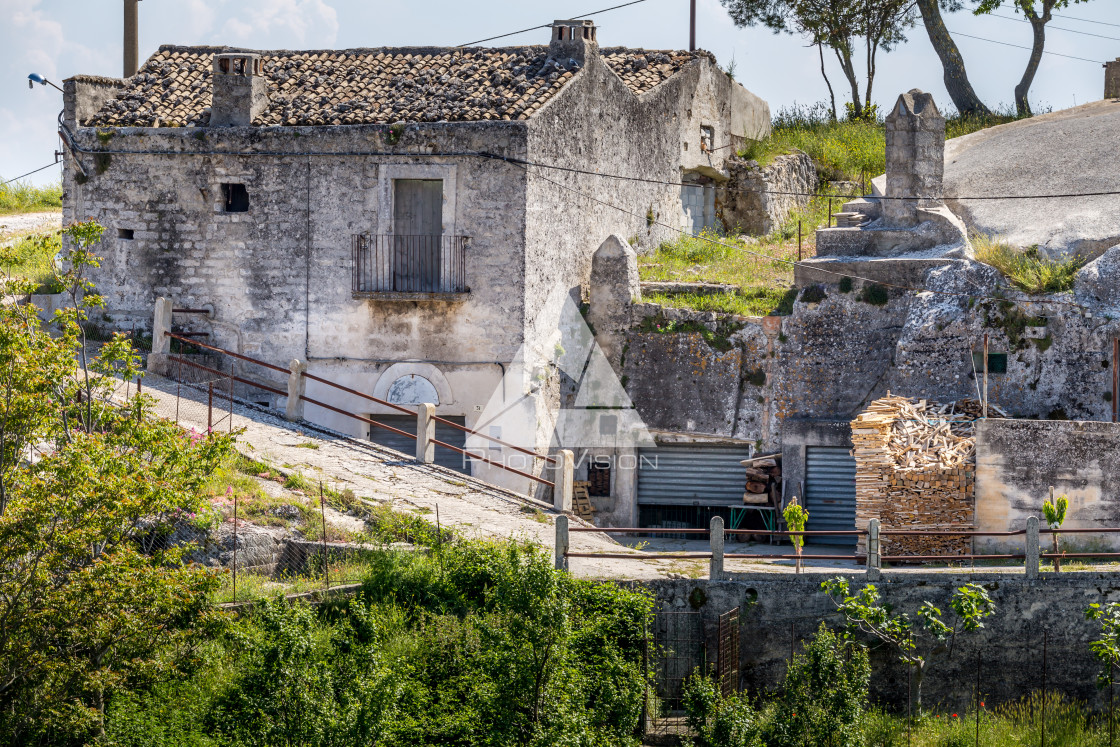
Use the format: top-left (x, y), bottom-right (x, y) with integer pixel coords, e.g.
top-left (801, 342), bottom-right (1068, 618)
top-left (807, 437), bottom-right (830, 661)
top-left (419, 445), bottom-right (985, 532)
top-left (983, 12), bottom-right (1120, 42)
top-left (504, 156), bottom-right (1091, 311)
top-left (946, 28), bottom-right (1104, 64)
top-left (1, 161), bottom-right (61, 186)
top-left (458, 0), bottom-right (652, 47)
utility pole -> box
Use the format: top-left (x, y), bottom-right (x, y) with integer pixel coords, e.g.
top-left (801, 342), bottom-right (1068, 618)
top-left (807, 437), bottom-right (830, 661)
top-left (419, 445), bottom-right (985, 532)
top-left (124, 0), bottom-right (141, 77)
top-left (689, 0), bottom-right (697, 51)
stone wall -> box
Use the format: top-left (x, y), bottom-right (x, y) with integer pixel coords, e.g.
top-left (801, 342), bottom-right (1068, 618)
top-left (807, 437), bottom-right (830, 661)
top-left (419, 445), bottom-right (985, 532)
top-left (639, 574), bottom-right (1120, 707)
top-left (719, 151), bottom-right (817, 236)
top-left (1106, 58), bottom-right (1120, 100)
top-left (975, 418), bottom-right (1120, 552)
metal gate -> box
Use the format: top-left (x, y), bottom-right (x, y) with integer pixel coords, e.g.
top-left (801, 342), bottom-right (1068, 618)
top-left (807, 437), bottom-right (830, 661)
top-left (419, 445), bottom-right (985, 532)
top-left (717, 607), bottom-right (740, 696)
top-left (366, 414), bottom-right (470, 474)
top-left (651, 609), bottom-right (704, 710)
top-left (804, 446), bottom-right (857, 545)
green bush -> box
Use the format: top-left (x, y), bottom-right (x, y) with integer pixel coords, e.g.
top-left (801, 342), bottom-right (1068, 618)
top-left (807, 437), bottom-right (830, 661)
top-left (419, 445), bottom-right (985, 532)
top-left (765, 623), bottom-right (870, 747)
top-left (681, 672), bottom-right (764, 747)
top-left (973, 234), bottom-right (1085, 295)
top-left (859, 283), bottom-right (890, 306)
top-left (0, 179), bottom-right (62, 214)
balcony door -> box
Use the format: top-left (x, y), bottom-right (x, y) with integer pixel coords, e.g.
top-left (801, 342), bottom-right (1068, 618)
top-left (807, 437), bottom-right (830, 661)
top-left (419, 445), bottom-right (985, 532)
top-left (393, 179), bottom-right (443, 292)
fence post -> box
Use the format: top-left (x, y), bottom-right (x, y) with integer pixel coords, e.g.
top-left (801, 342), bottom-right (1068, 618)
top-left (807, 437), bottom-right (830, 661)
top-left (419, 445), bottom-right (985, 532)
top-left (285, 359), bottom-right (306, 422)
top-left (867, 518), bottom-right (882, 580)
top-left (710, 515), bottom-right (725, 581)
top-left (149, 296), bottom-right (173, 375)
top-left (1026, 515), bottom-right (1040, 579)
top-left (554, 449), bottom-right (574, 512)
top-left (555, 514), bottom-right (570, 571)
top-left (416, 403), bottom-right (436, 463)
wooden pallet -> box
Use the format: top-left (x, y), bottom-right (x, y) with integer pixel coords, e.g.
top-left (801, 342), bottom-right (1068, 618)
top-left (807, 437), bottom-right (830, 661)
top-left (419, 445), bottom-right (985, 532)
top-left (573, 481), bottom-right (595, 520)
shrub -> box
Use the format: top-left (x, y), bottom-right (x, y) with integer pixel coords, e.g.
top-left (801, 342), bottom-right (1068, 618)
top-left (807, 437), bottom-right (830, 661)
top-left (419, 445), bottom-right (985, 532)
top-left (764, 623), bottom-right (869, 747)
top-left (0, 179), bottom-right (62, 214)
top-left (681, 671), bottom-right (764, 747)
top-left (859, 283), bottom-right (890, 306)
top-left (972, 234), bottom-right (1085, 294)
top-left (799, 284), bottom-right (827, 304)
top-left (839, 276), bottom-right (853, 293)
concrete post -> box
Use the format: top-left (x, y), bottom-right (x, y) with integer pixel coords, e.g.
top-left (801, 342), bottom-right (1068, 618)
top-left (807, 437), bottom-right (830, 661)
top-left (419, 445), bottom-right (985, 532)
top-left (285, 359), bottom-right (306, 422)
top-left (124, 0), bottom-right (140, 78)
top-left (883, 89), bottom-right (945, 227)
top-left (148, 296), bottom-right (173, 375)
top-left (1106, 59), bottom-right (1120, 100)
top-left (866, 518), bottom-right (882, 581)
top-left (1026, 515), bottom-right (1040, 579)
top-left (554, 449), bottom-right (574, 512)
top-left (416, 403), bottom-right (436, 463)
top-left (555, 514), bottom-right (570, 571)
top-left (710, 515), bottom-right (725, 581)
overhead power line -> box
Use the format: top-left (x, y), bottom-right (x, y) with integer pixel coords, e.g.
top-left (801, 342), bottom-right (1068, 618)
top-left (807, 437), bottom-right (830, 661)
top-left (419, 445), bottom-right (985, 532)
top-left (458, 0), bottom-right (652, 47)
top-left (1, 161), bottom-right (61, 186)
top-left (947, 28), bottom-right (1104, 64)
top-left (1046, 11), bottom-right (1120, 29)
top-left (984, 12), bottom-right (1120, 42)
top-left (506, 158), bottom-right (1091, 311)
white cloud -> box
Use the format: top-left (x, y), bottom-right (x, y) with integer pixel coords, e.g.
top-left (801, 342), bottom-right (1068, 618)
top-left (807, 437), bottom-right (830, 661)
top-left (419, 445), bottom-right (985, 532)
top-left (218, 0), bottom-right (339, 47)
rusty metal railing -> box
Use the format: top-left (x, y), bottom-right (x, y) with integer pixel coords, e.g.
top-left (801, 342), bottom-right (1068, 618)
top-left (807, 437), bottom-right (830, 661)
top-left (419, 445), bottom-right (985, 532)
top-left (162, 332), bottom-right (556, 488)
top-left (352, 234), bottom-right (469, 294)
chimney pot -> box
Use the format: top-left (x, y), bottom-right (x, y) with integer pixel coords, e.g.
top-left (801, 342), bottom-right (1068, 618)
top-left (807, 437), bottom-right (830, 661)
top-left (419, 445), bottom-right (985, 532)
top-left (210, 52), bottom-right (269, 127)
top-left (549, 20), bottom-right (598, 66)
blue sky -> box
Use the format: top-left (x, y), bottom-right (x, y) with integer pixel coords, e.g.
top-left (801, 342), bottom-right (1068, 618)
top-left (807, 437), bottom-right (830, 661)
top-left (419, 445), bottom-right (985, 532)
top-left (2, 0), bottom-right (1118, 186)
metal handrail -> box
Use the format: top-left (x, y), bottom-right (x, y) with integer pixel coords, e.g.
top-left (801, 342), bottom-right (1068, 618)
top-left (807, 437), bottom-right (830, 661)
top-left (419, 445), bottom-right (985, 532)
top-left (162, 332), bottom-right (557, 486)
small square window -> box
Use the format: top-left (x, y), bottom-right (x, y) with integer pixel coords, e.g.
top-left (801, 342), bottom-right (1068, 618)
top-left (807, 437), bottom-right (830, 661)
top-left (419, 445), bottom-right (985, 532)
top-left (221, 183), bottom-right (249, 213)
top-left (700, 125), bottom-right (714, 152)
top-left (117, 228), bottom-right (134, 240)
top-left (973, 351), bottom-right (1008, 374)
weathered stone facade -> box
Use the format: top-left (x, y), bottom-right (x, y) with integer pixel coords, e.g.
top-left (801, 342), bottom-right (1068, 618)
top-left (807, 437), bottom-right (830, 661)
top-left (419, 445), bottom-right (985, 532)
top-left (61, 22), bottom-right (770, 498)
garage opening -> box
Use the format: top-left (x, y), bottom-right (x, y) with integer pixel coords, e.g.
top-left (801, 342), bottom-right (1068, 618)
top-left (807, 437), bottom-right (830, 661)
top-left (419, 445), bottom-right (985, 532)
top-left (804, 445), bottom-right (857, 545)
top-left (366, 414), bottom-right (470, 474)
top-left (637, 443), bottom-right (753, 531)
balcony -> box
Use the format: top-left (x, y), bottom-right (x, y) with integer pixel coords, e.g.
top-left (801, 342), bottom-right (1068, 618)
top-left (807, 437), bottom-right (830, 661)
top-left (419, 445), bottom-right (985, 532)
top-left (351, 234), bottom-right (470, 300)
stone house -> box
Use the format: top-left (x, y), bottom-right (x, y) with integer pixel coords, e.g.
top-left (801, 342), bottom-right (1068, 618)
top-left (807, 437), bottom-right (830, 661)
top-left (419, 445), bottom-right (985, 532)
top-left (60, 20), bottom-right (770, 501)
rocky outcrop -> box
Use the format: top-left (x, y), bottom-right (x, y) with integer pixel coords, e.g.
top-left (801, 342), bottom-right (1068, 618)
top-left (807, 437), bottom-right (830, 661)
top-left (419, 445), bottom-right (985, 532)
top-left (719, 151), bottom-right (817, 236)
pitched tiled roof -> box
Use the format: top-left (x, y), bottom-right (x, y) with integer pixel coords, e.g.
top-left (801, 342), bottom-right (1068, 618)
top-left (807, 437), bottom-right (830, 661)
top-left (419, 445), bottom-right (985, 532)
top-left (83, 45), bottom-right (706, 128)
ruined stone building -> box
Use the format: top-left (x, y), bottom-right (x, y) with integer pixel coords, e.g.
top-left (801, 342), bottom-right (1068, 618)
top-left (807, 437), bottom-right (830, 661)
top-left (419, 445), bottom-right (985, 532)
top-left (60, 20), bottom-right (770, 501)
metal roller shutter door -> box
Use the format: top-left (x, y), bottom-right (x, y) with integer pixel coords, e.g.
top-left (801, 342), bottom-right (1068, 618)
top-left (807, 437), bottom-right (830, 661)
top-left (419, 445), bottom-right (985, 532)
top-left (804, 446), bottom-right (857, 545)
top-left (367, 415), bottom-right (470, 474)
top-left (637, 444), bottom-right (754, 506)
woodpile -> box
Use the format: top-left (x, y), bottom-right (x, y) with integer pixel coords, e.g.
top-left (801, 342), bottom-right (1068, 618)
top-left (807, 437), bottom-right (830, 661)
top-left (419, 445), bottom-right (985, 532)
top-left (852, 395), bottom-right (979, 558)
top-left (742, 455), bottom-right (780, 505)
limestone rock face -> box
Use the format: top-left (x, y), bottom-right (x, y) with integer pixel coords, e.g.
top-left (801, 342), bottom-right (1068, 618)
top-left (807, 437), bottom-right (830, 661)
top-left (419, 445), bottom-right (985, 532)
top-left (1075, 243), bottom-right (1120, 308)
top-left (943, 100), bottom-right (1120, 258)
top-left (720, 150), bottom-right (818, 236)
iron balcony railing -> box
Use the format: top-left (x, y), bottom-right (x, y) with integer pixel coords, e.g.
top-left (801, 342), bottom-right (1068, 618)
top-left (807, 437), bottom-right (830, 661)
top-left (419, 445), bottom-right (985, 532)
top-left (352, 234), bottom-right (469, 295)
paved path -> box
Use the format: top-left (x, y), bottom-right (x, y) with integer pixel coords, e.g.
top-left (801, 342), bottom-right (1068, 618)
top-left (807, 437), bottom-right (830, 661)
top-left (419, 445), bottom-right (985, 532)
top-left (129, 371), bottom-right (684, 579)
top-left (0, 211), bottom-right (61, 242)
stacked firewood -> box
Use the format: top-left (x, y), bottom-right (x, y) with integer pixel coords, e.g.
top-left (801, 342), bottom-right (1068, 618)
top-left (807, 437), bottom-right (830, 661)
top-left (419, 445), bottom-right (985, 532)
top-left (852, 395), bottom-right (981, 558)
top-left (743, 456), bottom-right (780, 504)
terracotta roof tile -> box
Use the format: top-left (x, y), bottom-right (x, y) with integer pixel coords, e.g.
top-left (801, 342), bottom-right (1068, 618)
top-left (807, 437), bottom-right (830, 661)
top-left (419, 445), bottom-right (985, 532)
top-left (84, 44), bottom-right (707, 128)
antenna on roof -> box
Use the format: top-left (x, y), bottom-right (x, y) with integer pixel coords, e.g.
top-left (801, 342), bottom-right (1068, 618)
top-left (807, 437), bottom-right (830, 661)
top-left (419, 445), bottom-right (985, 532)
top-left (124, 0), bottom-right (142, 77)
top-left (690, 0), bottom-right (696, 51)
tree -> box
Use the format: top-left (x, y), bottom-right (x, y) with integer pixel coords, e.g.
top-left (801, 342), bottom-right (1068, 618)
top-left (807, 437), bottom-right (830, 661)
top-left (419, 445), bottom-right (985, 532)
top-left (720, 0), bottom-right (918, 120)
top-left (1042, 490), bottom-right (1069, 572)
top-left (0, 221), bottom-right (235, 744)
top-left (783, 497), bottom-right (809, 573)
top-left (915, 0), bottom-right (991, 115)
top-left (1086, 602), bottom-right (1120, 689)
top-left (822, 577), bottom-right (995, 712)
top-left (973, 0), bottom-right (1090, 116)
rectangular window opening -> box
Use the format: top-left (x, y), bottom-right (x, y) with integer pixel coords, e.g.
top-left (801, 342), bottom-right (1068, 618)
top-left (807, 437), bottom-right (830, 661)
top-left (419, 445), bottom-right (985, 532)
top-left (117, 228), bottom-right (134, 240)
top-left (221, 183), bottom-right (249, 213)
top-left (973, 351), bottom-right (1008, 375)
top-left (588, 462), bottom-right (611, 497)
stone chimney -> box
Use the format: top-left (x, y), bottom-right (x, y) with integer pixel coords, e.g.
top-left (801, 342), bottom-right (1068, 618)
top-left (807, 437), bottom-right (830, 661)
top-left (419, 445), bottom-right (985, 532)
top-left (210, 52), bottom-right (268, 127)
top-left (549, 20), bottom-right (598, 66)
top-left (882, 89), bottom-right (945, 228)
top-left (1106, 59), bottom-right (1120, 99)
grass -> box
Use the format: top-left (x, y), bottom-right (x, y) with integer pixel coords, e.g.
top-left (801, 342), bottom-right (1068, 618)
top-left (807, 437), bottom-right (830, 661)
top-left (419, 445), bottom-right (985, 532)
top-left (1, 230), bottom-right (62, 293)
top-left (0, 179), bottom-right (62, 215)
top-left (212, 559), bottom-right (373, 604)
top-left (863, 692), bottom-right (1115, 747)
top-left (972, 233), bottom-right (1086, 295)
top-left (741, 102), bottom-right (1036, 183)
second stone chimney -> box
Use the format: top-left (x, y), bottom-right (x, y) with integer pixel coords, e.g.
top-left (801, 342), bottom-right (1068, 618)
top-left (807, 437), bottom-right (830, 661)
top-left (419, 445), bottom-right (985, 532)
top-left (210, 52), bottom-right (268, 127)
top-left (549, 20), bottom-right (598, 66)
top-left (1106, 59), bottom-right (1120, 99)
